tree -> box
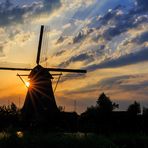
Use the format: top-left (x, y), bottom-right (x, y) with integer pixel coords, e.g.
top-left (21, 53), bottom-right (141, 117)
top-left (85, 105), bottom-right (98, 116)
top-left (0, 102), bottom-right (19, 129)
top-left (96, 93), bottom-right (118, 113)
top-left (143, 107), bottom-right (148, 116)
top-left (127, 101), bottom-right (141, 115)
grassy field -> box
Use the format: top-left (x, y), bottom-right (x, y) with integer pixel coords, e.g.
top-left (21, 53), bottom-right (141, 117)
top-left (0, 130), bottom-right (148, 148)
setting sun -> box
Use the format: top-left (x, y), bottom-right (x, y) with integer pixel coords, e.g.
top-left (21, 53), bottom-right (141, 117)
top-left (25, 81), bottom-right (30, 88)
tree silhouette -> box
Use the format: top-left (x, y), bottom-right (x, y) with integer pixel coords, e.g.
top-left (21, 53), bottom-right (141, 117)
top-left (127, 101), bottom-right (141, 115)
top-left (0, 102), bottom-right (20, 129)
top-left (143, 107), bottom-right (148, 116)
top-left (96, 93), bottom-right (118, 113)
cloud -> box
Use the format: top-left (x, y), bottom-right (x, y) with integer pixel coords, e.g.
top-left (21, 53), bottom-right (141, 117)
top-left (0, 61), bottom-right (30, 68)
top-left (86, 47), bottom-right (148, 71)
top-left (56, 36), bottom-right (66, 44)
top-left (0, 0), bottom-right (61, 27)
top-left (51, 1), bottom-right (148, 76)
top-left (62, 23), bottom-right (71, 29)
top-left (73, 31), bottom-right (86, 44)
top-left (98, 75), bottom-right (128, 89)
top-left (132, 31), bottom-right (148, 44)
top-left (0, 45), bottom-right (5, 57)
top-left (54, 3), bottom-right (147, 69)
top-left (77, 4), bottom-right (146, 44)
top-left (102, 26), bottom-right (123, 41)
top-left (54, 50), bottom-right (66, 56)
top-left (100, 8), bottom-right (148, 41)
top-left (98, 74), bottom-right (148, 93)
top-left (58, 53), bottom-right (94, 67)
top-left (135, 0), bottom-right (148, 10)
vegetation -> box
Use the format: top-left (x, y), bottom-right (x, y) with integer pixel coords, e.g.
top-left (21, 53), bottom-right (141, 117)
top-left (0, 92), bottom-right (148, 147)
top-left (0, 132), bottom-right (117, 148)
top-left (96, 93), bottom-right (119, 113)
top-left (0, 131), bottom-right (148, 148)
top-left (127, 101), bottom-right (141, 115)
top-left (0, 103), bottom-right (20, 130)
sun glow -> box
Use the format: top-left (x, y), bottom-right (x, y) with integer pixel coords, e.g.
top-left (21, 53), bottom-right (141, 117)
top-left (25, 81), bottom-right (30, 88)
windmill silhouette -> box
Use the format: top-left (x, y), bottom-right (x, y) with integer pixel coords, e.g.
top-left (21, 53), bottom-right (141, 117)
top-left (0, 25), bottom-right (87, 123)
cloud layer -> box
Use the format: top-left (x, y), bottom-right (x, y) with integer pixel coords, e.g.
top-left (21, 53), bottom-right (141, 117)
top-left (51, 1), bottom-right (148, 70)
top-left (0, 0), bottom-right (148, 113)
top-left (0, 0), bottom-right (61, 26)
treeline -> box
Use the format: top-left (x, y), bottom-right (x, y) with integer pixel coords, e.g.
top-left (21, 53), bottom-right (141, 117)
top-left (79, 93), bottom-right (148, 133)
top-left (0, 93), bottom-right (148, 133)
top-left (0, 103), bottom-right (20, 130)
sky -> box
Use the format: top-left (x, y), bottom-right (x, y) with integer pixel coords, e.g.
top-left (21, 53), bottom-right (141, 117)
top-left (0, 0), bottom-right (148, 113)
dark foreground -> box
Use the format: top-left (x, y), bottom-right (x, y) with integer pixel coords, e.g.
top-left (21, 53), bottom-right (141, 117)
top-left (0, 130), bottom-right (148, 148)
top-left (1, 95), bottom-right (148, 148)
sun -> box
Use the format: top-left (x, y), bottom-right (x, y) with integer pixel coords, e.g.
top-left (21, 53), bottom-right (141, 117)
top-left (25, 81), bottom-right (30, 88)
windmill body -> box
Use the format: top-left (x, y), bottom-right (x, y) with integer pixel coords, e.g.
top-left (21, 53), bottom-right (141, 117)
top-left (22, 65), bottom-right (59, 122)
top-left (0, 25), bottom-right (87, 124)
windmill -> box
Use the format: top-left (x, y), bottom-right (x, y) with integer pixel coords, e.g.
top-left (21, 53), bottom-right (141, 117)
top-left (0, 25), bottom-right (87, 123)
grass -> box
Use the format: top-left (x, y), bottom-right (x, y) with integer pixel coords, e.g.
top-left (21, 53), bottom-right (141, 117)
top-left (0, 130), bottom-right (148, 148)
top-left (0, 131), bottom-right (116, 148)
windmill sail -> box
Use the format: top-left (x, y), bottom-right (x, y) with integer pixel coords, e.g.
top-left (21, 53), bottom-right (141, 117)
top-left (36, 25), bottom-right (44, 65)
top-left (0, 67), bottom-right (32, 71)
top-left (47, 68), bottom-right (86, 73)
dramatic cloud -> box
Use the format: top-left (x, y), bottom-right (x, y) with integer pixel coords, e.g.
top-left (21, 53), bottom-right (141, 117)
top-left (98, 74), bottom-right (148, 94)
top-left (73, 31), bottom-right (86, 44)
top-left (53, 1), bottom-right (148, 72)
top-left (136, 0), bottom-right (148, 10)
top-left (99, 7), bottom-right (148, 41)
top-left (0, 45), bottom-right (5, 57)
top-left (132, 31), bottom-right (148, 44)
top-left (59, 53), bottom-right (94, 67)
top-left (86, 47), bottom-right (148, 71)
top-left (0, 0), bottom-right (61, 26)
top-left (56, 36), bottom-right (66, 44)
